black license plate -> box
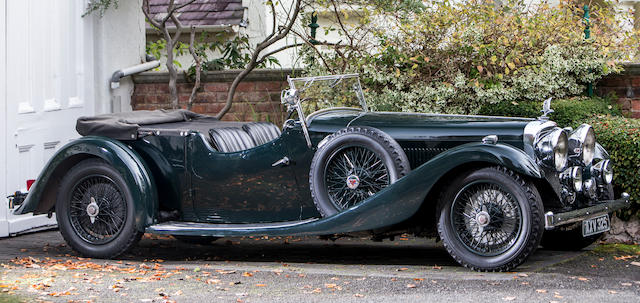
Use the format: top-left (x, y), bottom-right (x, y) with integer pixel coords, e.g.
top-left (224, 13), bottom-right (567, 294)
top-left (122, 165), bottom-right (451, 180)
top-left (582, 214), bottom-right (610, 237)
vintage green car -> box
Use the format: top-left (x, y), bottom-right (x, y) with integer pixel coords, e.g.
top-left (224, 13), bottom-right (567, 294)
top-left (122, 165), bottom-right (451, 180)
top-left (14, 74), bottom-right (630, 272)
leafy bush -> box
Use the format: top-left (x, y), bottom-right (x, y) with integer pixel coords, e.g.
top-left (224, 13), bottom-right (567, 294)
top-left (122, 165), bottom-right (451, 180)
top-left (588, 116), bottom-right (640, 219)
top-left (478, 97), bottom-right (621, 128)
top-left (303, 0), bottom-right (639, 114)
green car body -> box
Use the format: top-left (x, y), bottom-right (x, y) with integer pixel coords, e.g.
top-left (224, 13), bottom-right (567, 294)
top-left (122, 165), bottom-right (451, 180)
top-left (15, 110), bottom-right (621, 235)
top-left (13, 74), bottom-right (630, 272)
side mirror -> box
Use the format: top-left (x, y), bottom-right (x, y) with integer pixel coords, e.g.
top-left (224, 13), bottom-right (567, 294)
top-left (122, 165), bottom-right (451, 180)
top-left (281, 88), bottom-right (299, 106)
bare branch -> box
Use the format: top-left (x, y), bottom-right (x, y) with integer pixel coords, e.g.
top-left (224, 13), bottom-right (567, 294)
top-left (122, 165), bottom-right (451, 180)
top-left (216, 0), bottom-right (303, 119)
top-left (162, 0), bottom-right (195, 25)
top-left (170, 13), bottom-right (184, 47)
top-left (265, 1), bottom-right (277, 41)
top-left (188, 26), bottom-right (202, 110)
top-left (142, 0), bottom-right (161, 29)
top-left (330, 0), bottom-right (355, 47)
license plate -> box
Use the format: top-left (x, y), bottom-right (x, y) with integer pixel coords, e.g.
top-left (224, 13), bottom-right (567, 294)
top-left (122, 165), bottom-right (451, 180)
top-left (582, 214), bottom-right (610, 237)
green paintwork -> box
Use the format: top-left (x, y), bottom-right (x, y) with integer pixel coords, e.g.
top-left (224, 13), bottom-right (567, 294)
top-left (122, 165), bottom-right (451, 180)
top-left (17, 109), bottom-right (556, 237)
top-left (14, 136), bottom-right (157, 231)
top-left (146, 141), bottom-right (543, 237)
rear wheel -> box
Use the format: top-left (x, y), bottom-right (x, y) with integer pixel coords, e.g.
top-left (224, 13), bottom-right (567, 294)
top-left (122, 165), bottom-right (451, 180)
top-left (437, 167), bottom-right (544, 271)
top-left (56, 159), bottom-right (141, 258)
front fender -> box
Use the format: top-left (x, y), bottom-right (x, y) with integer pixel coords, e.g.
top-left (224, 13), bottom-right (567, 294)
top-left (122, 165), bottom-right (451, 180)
top-left (421, 142), bottom-right (543, 179)
top-left (14, 136), bottom-right (157, 231)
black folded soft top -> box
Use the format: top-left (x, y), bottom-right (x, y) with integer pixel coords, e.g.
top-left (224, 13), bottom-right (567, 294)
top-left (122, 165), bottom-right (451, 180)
top-left (76, 109), bottom-right (217, 140)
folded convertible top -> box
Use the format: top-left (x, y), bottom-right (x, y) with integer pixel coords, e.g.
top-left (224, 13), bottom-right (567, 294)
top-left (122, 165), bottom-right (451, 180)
top-left (76, 109), bottom-right (216, 140)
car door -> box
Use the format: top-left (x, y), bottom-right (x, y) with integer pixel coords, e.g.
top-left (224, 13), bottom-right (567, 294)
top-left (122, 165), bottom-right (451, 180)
top-left (189, 131), bottom-right (303, 224)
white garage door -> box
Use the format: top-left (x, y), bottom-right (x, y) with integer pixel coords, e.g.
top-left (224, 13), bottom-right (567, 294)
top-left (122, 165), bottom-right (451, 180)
top-left (1, 0), bottom-right (95, 236)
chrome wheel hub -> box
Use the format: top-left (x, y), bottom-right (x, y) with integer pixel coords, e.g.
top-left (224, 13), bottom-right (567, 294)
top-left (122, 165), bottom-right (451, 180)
top-left (475, 211), bottom-right (490, 227)
top-left (346, 175), bottom-right (360, 189)
top-left (86, 197), bottom-right (99, 224)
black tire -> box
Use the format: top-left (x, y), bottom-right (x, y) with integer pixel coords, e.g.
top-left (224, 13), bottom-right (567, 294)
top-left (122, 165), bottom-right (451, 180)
top-left (540, 184), bottom-right (614, 251)
top-left (437, 167), bottom-right (544, 272)
top-left (173, 235), bottom-right (219, 245)
top-left (55, 159), bottom-right (142, 258)
top-left (309, 126), bottom-right (410, 217)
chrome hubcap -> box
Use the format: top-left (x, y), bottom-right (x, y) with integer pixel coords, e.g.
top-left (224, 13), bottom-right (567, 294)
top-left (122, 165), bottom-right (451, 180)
top-left (86, 197), bottom-right (99, 224)
top-left (346, 175), bottom-right (360, 189)
top-left (475, 211), bottom-right (490, 227)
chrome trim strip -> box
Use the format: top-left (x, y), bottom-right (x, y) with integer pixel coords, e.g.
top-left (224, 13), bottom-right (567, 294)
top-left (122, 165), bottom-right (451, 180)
top-left (146, 218), bottom-right (319, 233)
top-left (544, 192), bottom-right (630, 229)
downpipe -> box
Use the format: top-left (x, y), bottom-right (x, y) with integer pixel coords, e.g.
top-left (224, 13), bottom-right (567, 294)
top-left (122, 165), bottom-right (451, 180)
top-left (110, 54), bottom-right (160, 89)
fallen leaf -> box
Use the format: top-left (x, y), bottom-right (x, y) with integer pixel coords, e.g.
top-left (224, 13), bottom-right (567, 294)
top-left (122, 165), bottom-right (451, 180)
top-left (242, 272), bottom-right (253, 277)
top-left (614, 255), bottom-right (634, 261)
top-left (518, 273), bottom-right (528, 277)
top-left (354, 294), bottom-right (364, 298)
top-left (396, 268), bottom-right (408, 271)
top-left (255, 284), bottom-right (266, 287)
top-left (406, 284), bottom-right (416, 288)
top-left (578, 277), bottom-right (589, 281)
top-left (413, 278), bottom-right (424, 281)
top-left (536, 289), bottom-right (547, 293)
top-left (325, 284), bottom-right (337, 288)
top-left (608, 290), bottom-right (618, 294)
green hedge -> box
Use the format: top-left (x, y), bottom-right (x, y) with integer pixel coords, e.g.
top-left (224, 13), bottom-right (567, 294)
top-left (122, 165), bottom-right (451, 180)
top-left (588, 116), bottom-right (640, 219)
top-left (478, 97), bottom-right (621, 128)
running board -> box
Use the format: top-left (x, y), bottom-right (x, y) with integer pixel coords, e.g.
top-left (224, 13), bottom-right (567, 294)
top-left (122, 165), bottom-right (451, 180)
top-left (146, 218), bottom-right (319, 237)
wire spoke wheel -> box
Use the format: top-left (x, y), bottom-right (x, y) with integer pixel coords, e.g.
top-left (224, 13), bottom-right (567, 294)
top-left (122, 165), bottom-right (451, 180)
top-left (451, 181), bottom-right (523, 256)
top-left (324, 146), bottom-right (390, 210)
top-left (68, 175), bottom-right (127, 245)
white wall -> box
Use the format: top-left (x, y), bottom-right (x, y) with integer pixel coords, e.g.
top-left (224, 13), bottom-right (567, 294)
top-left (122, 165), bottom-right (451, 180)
top-left (91, 0), bottom-right (147, 113)
top-left (0, 0), bottom-right (8, 236)
top-left (0, 0), bottom-right (145, 237)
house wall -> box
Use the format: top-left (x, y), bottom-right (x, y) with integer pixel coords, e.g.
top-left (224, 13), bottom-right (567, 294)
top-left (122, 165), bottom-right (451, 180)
top-left (596, 63), bottom-right (640, 118)
top-left (92, 0), bottom-right (147, 114)
top-left (131, 69), bottom-right (294, 124)
top-left (0, 0), bottom-right (146, 237)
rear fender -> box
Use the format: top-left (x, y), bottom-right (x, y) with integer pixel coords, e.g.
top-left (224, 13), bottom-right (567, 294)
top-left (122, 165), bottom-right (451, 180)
top-left (13, 136), bottom-right (157, 231)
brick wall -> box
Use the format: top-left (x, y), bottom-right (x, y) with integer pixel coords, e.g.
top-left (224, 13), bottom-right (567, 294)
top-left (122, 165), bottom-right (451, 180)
top-left (131, 69), bottom-right (295, 124)
top-left (597, 63), bottom-right (640, 118)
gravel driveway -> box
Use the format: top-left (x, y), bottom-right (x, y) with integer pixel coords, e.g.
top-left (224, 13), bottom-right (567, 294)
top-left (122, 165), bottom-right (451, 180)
top-left (0, 230), bottom-right (638, 302)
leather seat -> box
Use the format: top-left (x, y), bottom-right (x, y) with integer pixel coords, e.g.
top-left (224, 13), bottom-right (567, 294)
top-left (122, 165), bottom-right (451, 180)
top-left (242, 122), bottom-right (282, 146)
top-left (208, 127), bottom-right (257, 152)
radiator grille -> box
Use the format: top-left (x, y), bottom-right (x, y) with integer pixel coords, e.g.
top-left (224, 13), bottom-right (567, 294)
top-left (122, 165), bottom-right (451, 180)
top-left (403, 147), bottom-right (448, 169)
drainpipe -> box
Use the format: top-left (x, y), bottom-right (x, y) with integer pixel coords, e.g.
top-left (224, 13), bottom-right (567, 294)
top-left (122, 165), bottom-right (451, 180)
top-left (110, 54), bottom-right (160, 89)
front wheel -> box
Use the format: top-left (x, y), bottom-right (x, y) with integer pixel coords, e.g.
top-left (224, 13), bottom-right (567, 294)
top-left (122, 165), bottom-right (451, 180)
top-left (55, 159), bottom-right (142, 258)
top-left (437, 167), bottom-right (544, 272)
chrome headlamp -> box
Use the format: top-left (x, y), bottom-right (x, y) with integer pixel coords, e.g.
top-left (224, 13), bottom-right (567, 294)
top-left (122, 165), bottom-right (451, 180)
top-left (535, 128), bottom-right (569, 172)
top-left (592, 159), bottom-right (614, 185)
top-left (568, 124), bottom-right (596, 165)
top-left (560, 166), bottom-right (583, 192)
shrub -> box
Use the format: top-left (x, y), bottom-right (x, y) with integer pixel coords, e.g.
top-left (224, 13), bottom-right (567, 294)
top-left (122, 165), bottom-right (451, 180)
top-left (588, 116), bottom-right (640, 219)
top-left (478, 97), bottom-right (621, 128)
top-left (303, 0), bottom-right (639, 114)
